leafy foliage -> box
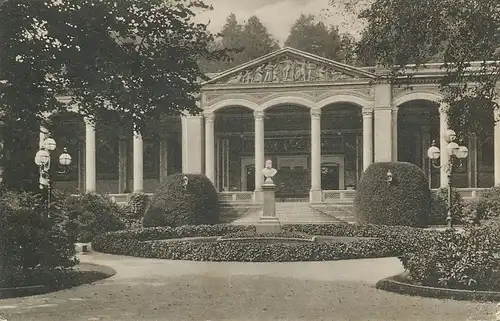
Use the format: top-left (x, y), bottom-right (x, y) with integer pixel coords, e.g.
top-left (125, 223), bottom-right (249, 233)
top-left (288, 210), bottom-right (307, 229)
top-left (354, 162), bottom-right (431, 227)
top-left (0, 189), bottom-right (78, 288)
top-left (92, 223), bottom-right (437, 262)
top-left (350, 0), bottom-right (500, 137)
top-left (143, 174), bottom-right (220, 228)
top-left (66, 193), bottom-right (125, 243)
top-left (123, 193), bottom-right (150, 229)
top-left (0, 0), bottom-right (222, 135)
top-left (199, 14), bottom-right (279, 72)
top-left (429, 187), bottom-right (465, 225)
top-left (462, 186), bottom-right (500, 224)
top-left (285, 14), bottom-right (355, 63)
top-left (399, 224), bottom-right (500, 291)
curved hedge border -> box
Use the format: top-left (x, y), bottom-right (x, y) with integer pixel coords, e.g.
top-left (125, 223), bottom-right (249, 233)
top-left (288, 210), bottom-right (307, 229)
top-left (92, 224), bottom-right (439, 262)
top-left (376, 273), bottom-right (500, 302)
top-left (0, 263), bottom-right (116, 299)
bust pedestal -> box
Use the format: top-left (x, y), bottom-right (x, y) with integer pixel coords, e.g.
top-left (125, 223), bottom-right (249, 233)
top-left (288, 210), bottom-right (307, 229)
top-left (256, 179), bottom-right (281, 234)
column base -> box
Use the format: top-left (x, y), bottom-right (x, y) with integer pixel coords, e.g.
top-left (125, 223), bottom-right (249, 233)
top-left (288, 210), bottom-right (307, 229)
top-left (309, 189), bottom-right (323, 204)
top-left (253, 190), bottom-right (263, 203)
top-left (256, 216), bottom-right (281, 234)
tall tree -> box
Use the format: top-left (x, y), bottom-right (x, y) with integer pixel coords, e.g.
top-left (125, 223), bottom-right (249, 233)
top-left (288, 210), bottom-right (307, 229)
top-left (198, 13), bottom-right (244, 73)
top-left (0, 0), bottom-right (222, 189)
top-left (285, 14), bottom-right (343, 61)
top-left (240, 16), bottom-right (280, 62)
top-left (200, 14), bottom-right (279, 72)
top-left (349, 0), bottom-right (500, 137)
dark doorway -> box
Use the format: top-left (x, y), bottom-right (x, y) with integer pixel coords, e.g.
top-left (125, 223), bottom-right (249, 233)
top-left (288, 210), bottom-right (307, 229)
top-left (246, 165), bottom-right (255, 191)
top-left (321, 165), bottom-right (340, 190)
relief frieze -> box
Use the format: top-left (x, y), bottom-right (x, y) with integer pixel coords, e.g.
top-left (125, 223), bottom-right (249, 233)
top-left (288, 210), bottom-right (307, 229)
top-left (221, 55), bottom-right (357, 85)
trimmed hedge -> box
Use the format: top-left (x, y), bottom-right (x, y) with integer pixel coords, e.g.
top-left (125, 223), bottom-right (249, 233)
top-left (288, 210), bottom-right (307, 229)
top-left (354, 162), bottom-right (431, 227)
top-left (92, 224), bottom-right (438, 262)
top-left (399, 223), bottom-right (500, 291)
top-left (143, 174), bottom-right (220, 228)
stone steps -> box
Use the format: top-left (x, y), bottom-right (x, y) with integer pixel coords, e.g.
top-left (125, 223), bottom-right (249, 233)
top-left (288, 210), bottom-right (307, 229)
top-left (230, 202), bottom-right (345, 225)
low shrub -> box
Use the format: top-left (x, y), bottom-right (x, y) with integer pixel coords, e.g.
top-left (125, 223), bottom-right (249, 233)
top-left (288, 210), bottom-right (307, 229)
top-left (123, 193), bottom-right (150, 229)
top-left (354, 162), bottom-right (431, 227)
top-left (0, 190), bottom-right (78, 288)
top-left (92, 223), bottom-right (437, 262)
top-left (399, 223), bottom-right (500, 291)
top-left (66, 193), bottom-right (125, 242)
top-left (429, 188), bottom-right (465, 225)
top-left (143, 174), bottom-right (220, 228)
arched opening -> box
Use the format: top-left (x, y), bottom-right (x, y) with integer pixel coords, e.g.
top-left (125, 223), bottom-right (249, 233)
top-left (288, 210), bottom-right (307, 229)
top-left (397, 100), bottom-right (440, 188)
top-left (321, 103), bottom-right (362, 190)
top-left (48, 111), bottom-right (85, 193)
top-left (264, 104), bottom-right (311, 199)
top-left (214, 106), bottom-right (254, 192)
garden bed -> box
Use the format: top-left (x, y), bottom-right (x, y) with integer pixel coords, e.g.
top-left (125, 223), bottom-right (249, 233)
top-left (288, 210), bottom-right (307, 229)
top-left (92, 223), bottom-right (438, 262)
top-left (0, 262), bottom-right (116, 299)
top-left (376, 272), bottom-right (500, 302)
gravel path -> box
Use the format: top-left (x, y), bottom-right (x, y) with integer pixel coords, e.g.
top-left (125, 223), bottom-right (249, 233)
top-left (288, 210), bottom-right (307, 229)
top-left (0, 253), bottom-right (497, 321)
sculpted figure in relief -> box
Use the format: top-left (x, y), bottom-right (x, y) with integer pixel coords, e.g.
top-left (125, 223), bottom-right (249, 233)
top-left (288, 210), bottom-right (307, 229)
top-left (263, 62), bottom-right (274, 82)
top-left (294, 60), bottom-right (307, 81)
top-left (272, 64), bottom-right (281, 82)
top-left (241, 70), bottom-right (252, 83)
top-left (317, 66), bottom-right (327, 81)
top-left (227, 72), bottom-right (243, 84)
top-left (281, 58), bottom-right (294, 81)
top-left (253, 65), bottom-right (263, 83)
top-left (307, 62), bottom-right (316, 81)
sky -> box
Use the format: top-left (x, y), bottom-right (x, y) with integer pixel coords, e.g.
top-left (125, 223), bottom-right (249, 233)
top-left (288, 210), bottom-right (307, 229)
top-left (194, 0), bottom-right (368, 44)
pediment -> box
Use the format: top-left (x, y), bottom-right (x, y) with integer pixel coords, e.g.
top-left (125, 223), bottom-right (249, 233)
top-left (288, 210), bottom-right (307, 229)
top-left (203, 47), bottom-right (376, 86)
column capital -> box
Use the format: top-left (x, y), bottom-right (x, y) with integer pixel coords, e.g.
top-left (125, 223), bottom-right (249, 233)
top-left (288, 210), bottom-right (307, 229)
top-left (362, 108), bottom-right (373, 117)
top-left (439, 103), bottom-right (450, 115)
top-left (254, 110), bottom-right (264, 120)
top-left (310, 109), bottom-right (321, 119)
top-left (204, 112), bottom-right (215, 123)
top-left (494, 108), bottom-right (500, 120)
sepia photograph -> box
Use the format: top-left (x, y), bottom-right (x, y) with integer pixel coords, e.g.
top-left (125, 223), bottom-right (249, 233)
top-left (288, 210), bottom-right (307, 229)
top-left (0, 0), bottom-right (499, 320)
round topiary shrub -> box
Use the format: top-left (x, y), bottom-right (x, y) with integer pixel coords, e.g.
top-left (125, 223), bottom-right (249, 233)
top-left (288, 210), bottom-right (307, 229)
top-left (143, 174), bottom-right (220, 228)
top-left (354, 162), bottom-right (430, 227)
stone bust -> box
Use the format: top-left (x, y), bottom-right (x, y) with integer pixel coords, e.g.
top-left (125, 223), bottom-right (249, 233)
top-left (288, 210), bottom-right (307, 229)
top-left (261, 159), bottom-right (277, 183)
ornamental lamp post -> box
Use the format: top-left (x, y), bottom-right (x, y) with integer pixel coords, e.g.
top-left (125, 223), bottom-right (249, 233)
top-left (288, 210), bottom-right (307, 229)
top-left (427, 129), bottom-right (468, 229)
top-left (34, 137), bottom-right (72, 217)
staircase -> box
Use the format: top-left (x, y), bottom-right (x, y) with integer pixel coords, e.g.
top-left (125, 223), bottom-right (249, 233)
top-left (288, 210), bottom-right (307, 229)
top-left (230, 201), bottom-right (346, 225)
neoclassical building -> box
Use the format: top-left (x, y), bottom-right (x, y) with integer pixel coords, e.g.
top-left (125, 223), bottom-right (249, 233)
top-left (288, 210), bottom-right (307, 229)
top-left (53, 47), bottom-right (500, 203)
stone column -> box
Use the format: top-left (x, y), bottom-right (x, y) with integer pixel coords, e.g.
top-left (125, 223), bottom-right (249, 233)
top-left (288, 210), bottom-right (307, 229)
top-left (392, 107), bottom-right (398, 161)
top-left (118, 137), bottom-right (129, 193)
top-left (310, 109), bottom-right (322, 203)
top-left (374, 107), bottom-right (393, 162)
top-left (468, 134), bottom-right (478, 188)
top-left (181, 115), bottom-right (204, 174)
top-left (374, 83), bottom-right (393, 162)
top-left (439, 106), bottom-right (450, 187)
top-left (204, 112), bottom-right (215, 185)
top-left (362, 109), bottom-right (374, 170)
top-left (133, 129), bottom-right (143, 193)
top-left (494, 109), bottom-right (500, 186)
top-left (254, 110), bottom-right (265, 202)
top-left (159, 134), bottom-right (169, 184)
top-left (85, 119), bottom-right (96, 193)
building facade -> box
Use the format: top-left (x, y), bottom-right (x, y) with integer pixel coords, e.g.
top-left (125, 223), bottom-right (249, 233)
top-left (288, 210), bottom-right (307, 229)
top-left (54, 47), bottom-right (500, 203)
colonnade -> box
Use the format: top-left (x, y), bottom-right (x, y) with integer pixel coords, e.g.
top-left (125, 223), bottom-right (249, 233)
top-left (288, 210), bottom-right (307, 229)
top-left (77, 102), bottom-right (500, 198)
